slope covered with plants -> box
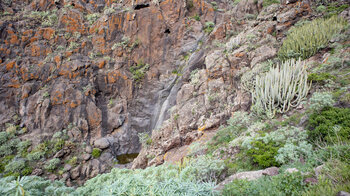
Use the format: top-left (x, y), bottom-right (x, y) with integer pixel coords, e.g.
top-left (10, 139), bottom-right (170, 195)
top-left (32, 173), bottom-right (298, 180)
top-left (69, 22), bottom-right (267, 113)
top-left (0, 0), bottom-right (349, 195)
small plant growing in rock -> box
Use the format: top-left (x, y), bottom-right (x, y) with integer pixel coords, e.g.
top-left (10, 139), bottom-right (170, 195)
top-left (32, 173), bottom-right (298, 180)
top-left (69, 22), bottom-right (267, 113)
top-left (92, 148), bottom-right (102, 158)
top-left (129, 61), bottom-right (149, 83)
top-left (44, 158), bottom-right (60, 171)
top-left (204, 22), bottom-right (215, 33)
top-left (68, 41), bottom-right (79, 51)
top-left (86, 13), bottom-right (101, 25)
top-left (67, 156), bottom-right (78, 166)
top-left (138, 133), bottom-right (152, 147)
top-left (190, 69), bottom-right (200, 85)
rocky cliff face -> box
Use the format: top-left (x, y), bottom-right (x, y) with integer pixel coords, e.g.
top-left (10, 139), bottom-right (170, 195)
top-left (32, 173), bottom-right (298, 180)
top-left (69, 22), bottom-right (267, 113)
top-left (1, 0), bottom-right (348, 186)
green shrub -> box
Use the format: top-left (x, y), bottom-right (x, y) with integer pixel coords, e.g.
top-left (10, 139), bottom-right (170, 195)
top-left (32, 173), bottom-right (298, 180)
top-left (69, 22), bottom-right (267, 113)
top-left (222, 172), bottom-right (306, 196)
top-left (324, 3), bottom-right (350, 18)
top-left (179, 155), bottom-right (225, 182)
top-left (27, 151), bottom-right (45, 161)
top-left (307, 107), bottom-right (350, 144)
top-left (21, 167), bottom-right (33, 176)
top-left (44, 158), bottom-right (60, 171)
top-left (308, 92), bottom-right (335, 112)
top-left (54, 139), bottom-right (65, 152)
top-left (275, 141), bottom-right (312, 164)
top-left (308, 73), bottom-right (336, 84)
top-left (246, 140), bottom-right (281, 168)
top-left (91, 148), bottom-right (102, 158)
top-left (0, 132), bottom-right (9, 145)
top-left (67, 156), bottom-right (78, 166)
top-left (242, 126), bottom-right (312, 165)
top-left (5, 159), bottom-right (26, 174)
top-left (278, 16), bottom-right (347, 60)
top-left (16, 140), bottom-right (31, 154)
top-left (208, 112), bottom-right (251, 153)
top-left (252, 59), bottom-right (310, 118)
top-left (310, 144), bottom-right (350, 165)
top-left (0, 138), bottom-right (19, 157)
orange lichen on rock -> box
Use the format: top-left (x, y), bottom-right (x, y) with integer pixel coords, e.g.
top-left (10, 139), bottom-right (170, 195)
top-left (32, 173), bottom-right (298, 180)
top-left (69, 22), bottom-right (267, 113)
top-left (234, 52), bottom-right (245, 57)
top-left (22, 30), bottom-right (33, 42)
top-left (29, 43), bottom-right (52, 57)
top-left (41, 28), bottom-right (55, 40)
top-left (10, 34), bottom-right (19, 45)
top-left (92, 36), bottom-right (109, 54)
top-left (54, 55), bottom-right (61, 66)
top-left (60, 10), bottom-right (86, 34)
top-left (107, 70), bottom-right (128, 84)
top-left (6, 61), bottom-right (15, 70)
top-left (98, 60), bottom-right (105, 69)
top-left (51, 90), bottom-right (63, 105)
top-left (8, 79), bottom-right (21, 88)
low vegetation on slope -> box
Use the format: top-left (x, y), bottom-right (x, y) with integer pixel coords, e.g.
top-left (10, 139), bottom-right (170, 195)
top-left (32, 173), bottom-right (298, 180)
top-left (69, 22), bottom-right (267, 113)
top-left (0, 155), bottom-right (224, 196)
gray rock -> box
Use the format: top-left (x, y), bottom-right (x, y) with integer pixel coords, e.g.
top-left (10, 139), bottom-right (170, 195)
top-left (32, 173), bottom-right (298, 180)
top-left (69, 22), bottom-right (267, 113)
top-left (54, 149), bottom-right (65, 158)
top-left (304, 177), bottom-right (318, 185)
top-left (64, 164), bottom-right (72, 172)
top-left (31, 168), bottom-right (43, 176)
top-left (215, 167), bottom-right (280, 191)
top-left (85, 146), bottom-right (93, 153)
top-left (277, 8), bottom-right (297, 23)
top-left (337, 191), bottom-right (350, 196)
top-left (70, 165), bottom-right (81, 180)
top-left (285, 168), bottom-right (299, 173)
top-left (94, 138), bottom-right (110, 149)
top-left (262, 167), bottom-right (279, 176)
top-left (82, 154), bottom-right (91, 161)
top-left (89, 159), bottom-right (101, 178)
top-left (100, 152), bottom-right (113, 163)
top-left (62, 172), bottom-right (70, 181)
top-left (48, 174), bottom-right (58, 181)
top-left (314, 164), bottom-right (324, 177)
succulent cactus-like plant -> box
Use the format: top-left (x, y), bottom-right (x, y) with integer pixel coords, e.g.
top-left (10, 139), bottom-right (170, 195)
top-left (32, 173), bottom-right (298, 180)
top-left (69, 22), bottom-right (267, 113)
top-left (252, 59), bottom-right (310, 118)
top-left (278, 16), bottom-right (347, 60)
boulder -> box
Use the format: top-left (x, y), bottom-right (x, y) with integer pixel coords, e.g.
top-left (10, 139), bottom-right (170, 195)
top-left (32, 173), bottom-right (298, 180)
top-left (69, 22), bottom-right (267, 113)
top-left (215, 167), bottom-right (279, 191)
top-left (94, 138), bottom-right (110, 149)
top-left (64, 164), bottom-right (72, 172)
top-left (82, 154), bottom-right (91, 161)
top-left (285, 168), bottom-right (299, 174)
top-left (70, 165), bottom-right (81, 180)
top-left (31, 168), bottom-right (43, 176)
top-left (337, 191), bottom-right (350, 196)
